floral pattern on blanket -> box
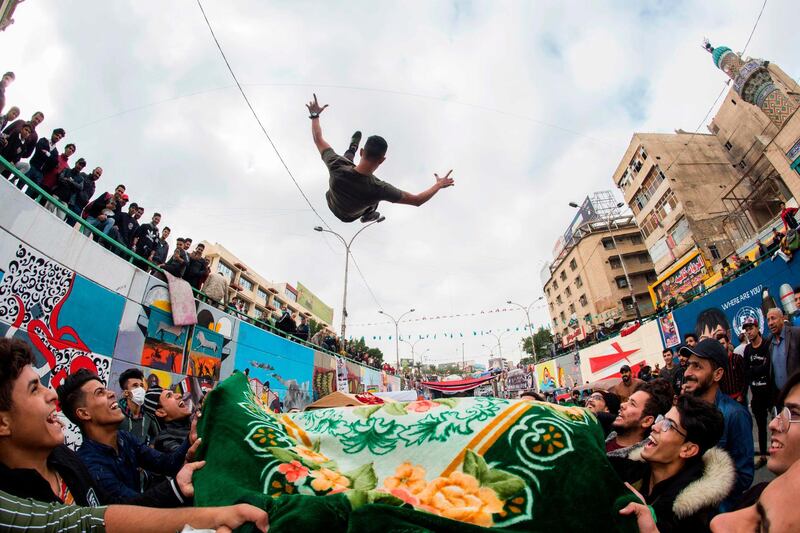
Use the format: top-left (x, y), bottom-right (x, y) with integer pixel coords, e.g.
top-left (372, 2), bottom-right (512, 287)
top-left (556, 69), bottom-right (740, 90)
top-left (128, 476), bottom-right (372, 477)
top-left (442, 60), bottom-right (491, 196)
top-left (238, 387), bottom-right (596, 527)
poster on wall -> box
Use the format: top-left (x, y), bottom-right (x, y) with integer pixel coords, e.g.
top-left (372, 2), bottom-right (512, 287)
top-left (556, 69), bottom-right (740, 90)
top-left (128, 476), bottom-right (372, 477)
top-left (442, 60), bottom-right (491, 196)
top-left (579, 320), bottom-right (665, 383)
top-left (232, 322), bottom-right (313, 412)
top-left (534, 360), bottom-right (558, 391)
top-left (669, 258), bottom-right (800, 351)
top-left (312, 351), bottom-right (337, 401)
top-left (187, 326), bottom-right (223, 380)
top-left (335, 356), bottom-right (348, 393)
top-left (659, 313), bottom-right (681, 348)
top-left (345, 360), bottom-right (364, 393)
top-left (554, 352), bottom-right (582, 388)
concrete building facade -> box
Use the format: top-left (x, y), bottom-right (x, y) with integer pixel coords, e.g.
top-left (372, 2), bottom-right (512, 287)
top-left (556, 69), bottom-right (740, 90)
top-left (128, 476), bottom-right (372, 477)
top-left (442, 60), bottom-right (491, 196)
top-left (543, 213), bottom-right (657, 343)
top-left (613, 132), bottom-right (743, 275)
top-left (200, 241), bottom-right (333, 330)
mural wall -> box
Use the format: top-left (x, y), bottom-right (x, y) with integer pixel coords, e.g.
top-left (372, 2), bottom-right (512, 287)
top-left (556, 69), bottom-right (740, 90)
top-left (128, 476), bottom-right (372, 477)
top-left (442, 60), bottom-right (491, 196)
top-left (0, 181), bottom-right (399, 443)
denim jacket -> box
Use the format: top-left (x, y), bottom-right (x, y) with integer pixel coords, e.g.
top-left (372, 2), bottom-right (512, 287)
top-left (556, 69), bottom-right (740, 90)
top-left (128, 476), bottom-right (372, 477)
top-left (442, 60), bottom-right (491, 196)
top-left (715, 389), bottom-right (754, 509)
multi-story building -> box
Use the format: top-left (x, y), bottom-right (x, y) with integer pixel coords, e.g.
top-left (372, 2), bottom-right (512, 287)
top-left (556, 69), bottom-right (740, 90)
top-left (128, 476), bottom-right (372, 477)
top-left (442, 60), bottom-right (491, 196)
top-left (543, 192), bottom-right (657, 345)
top-left (200, 241), bottom-right (334, 330)
top-left (704, 55), bottom-right (800, 247)
top-left (613, 132), bottom-right (742, 275)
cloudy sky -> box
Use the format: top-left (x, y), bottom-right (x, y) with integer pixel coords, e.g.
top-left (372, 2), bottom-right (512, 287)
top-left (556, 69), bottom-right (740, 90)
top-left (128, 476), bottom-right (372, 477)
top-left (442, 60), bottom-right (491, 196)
top-left (4, 0), bottom-right (799, 367)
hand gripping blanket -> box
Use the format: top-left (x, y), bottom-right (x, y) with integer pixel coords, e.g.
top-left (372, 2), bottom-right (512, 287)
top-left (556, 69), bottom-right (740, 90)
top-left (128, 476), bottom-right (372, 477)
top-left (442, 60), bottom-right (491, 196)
top-left (195, 373), bottom-right (638, 532)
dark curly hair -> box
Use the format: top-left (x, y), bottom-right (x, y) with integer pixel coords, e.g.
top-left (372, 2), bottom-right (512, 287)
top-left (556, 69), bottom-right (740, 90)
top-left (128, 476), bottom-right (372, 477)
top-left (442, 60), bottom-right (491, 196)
top-left (0, 339), bottom-right (35, 411)
top-left (636, 378), bottom-right (675, 421)
top-left (56, 369), bottom-right (101, 428)
top-left (675, 394), bottom-right (724, 453)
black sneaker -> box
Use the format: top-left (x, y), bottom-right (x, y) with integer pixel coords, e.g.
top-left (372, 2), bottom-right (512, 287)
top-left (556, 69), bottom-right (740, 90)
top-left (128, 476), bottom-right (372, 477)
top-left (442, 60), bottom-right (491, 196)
top-left (344, 131), bottom-right (362, 161)
top-left (360, 210), bottom-right (381, 223)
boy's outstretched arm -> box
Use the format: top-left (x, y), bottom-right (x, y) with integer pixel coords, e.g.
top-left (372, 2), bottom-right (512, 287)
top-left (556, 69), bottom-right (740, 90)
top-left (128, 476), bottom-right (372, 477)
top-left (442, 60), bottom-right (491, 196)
top-left (306, 93), bottom-right (331, 154)
top-left (395, 170), bottom-right (455, 207)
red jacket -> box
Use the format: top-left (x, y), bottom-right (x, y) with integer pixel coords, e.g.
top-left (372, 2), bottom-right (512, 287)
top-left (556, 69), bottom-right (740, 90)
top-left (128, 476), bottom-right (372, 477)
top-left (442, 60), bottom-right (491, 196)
top-left (41, 153), bottom-right (70, 192)
top-left (781, 207), bottom-right (798, 233)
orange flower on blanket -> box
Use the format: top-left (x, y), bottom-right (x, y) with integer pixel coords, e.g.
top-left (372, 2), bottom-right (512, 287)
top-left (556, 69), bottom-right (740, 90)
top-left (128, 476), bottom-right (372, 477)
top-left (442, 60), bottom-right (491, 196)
top-left (384, 462), bottom-right (428, 495)
top-left (293, 445), bottom-right (330, 464)
top-left (406, 400), bottom-right (439, 413)
top-left (310, 467), bottom-right (351, 493)
top-left (277, 460), bottom-right (309, 484)
top-left (417, 471), bottom-right (504, 527)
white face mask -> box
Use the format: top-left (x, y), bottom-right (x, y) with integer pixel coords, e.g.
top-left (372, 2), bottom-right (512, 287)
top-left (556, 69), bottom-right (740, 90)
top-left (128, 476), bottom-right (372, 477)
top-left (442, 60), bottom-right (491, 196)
top-left (130, 387), bottom-right (146, 406)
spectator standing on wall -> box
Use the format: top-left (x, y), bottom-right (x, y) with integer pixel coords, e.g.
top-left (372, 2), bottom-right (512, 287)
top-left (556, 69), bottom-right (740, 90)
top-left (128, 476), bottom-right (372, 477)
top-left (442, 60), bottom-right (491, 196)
top-left (39, 143), bottom-right (74, 199)
top-left (48, 157), bottom-right (86, 220)
top-left (162, 237), bottom-right (187, 278)
top-left (0, 104), bottom-right (18, 131)
top-left (779, 202), bottom-right (799, 233)
top-left (183, 243), bottom-right (209, 289)
top-left (3, 111), bottom-right (44, 166)
top-left (0, 121), bottom-right (31, 179)
top-left (151, 227), bottom-right (171, 266)
top-left (24, 127), bottom-right (64, 193)
top-left (133, 212), bottom-right (161, 267)
top-left (115, 203), bottom-right (140, 249)
top-left (0, 71), bottom-right (14, 116)
top-left (201, 269), bottom-right (228, 308)
top-left (296, 315), bottom-right (310, 342)
top-left (71, 166), bottom-right (101, 225)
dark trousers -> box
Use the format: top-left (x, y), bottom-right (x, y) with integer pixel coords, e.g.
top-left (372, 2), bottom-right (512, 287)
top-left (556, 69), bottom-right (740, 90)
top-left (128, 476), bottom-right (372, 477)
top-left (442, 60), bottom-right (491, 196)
top-left (751, 386), bottom-right (773, 456)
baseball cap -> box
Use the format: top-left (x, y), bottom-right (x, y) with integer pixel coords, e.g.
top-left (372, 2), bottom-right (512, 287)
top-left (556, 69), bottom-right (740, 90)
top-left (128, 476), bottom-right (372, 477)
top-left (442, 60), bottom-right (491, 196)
top-left (620, 364), bottom-right (631, 372)
top-left (741, 317), bottom-right (759, 332)
top-left (679, 338), bottom-right (728, 369)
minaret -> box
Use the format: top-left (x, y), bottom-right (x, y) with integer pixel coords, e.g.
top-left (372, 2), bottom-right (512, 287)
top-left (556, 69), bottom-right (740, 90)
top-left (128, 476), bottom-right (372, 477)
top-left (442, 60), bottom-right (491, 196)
top-left (703, 39), bottom-right (797, 128)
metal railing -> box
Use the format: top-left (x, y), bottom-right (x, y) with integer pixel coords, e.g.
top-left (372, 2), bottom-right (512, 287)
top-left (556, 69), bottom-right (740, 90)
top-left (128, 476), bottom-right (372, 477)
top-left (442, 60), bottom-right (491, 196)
top-left (0, 155), bottom-right (397, 378)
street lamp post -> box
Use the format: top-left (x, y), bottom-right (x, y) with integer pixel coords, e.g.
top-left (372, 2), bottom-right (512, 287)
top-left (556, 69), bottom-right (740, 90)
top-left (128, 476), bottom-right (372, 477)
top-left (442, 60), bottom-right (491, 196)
top-left (568, 201), bottom-right (640, 321)
top-left (507, 297), bottom-right (543, 362)
top-left (379, 308), bottom-right (415, 369)
top-left (400, 337), bottom-right (424, 367)
top-left (314, 217), bottom-right (385, 340)
top-left (487, 330), bottom-right (510, 359)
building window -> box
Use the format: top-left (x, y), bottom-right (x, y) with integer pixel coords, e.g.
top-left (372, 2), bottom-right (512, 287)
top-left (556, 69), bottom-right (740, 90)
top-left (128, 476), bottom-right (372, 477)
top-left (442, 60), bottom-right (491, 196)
top-left (708, 244), bottom-right (721, 260)
top-left (565, 287), bottom-right (572, 297)
top-left (284, 289), bottom-right (298, 302)
top-left (546, 288), bottom-right (551, 296)
top-left (549, 302), bottom-right (554, 310)
top-left (630, 234), bottom-right (642, 245)
top-left (602, 238), bottom-right (616, 249)
top-left (619, 169), bottom-right (632, 190)
top-left (560, 271), bottom-right (567, 281)
top-left (239, 277), bottom-right (253, 291)
top-left (640, 147), bottom-right (648, 161)
top-left (724, 141), bottom-right (733, 151)
top-left (553, 281), bottom-right (559, 289)
top-left (616, 277), bottom-right (629, 288)
top-left (575, 276), bottom-right (583, 288)
top-left (738, 160), bottom-right (747, 169)
top-left (217, 262), bottom-right (234, 280)
top-left (609, 256), bottom-right (622, 269)
top-left (559, 312), bottom-right (566, 322)
top-left (638, 253), bottom-right (650, 264)
top-left (569, 258), bottom-right (577, 271)
top-left (556, 295), bottom-right (562, 305)
top-left (257, 289), bottom-right (268, 301)
top-left (630, 166), bottom-right (667, 215)
top-left (255, 307), bottom-right (265, 319)
top-left (274, 298), bottom-right (283, 309)
top-left (632, 159), bottom-right (643, 173)
top-left (645, 271), bottom-right (658, 283)
top-left (579, 294), bottom-right (588, 306)
top-left (640, 189), bottom-right (679, 238)
top-left (568, 303), bottom-right (576, 313)
top-left (583, 313), bottom-right (592, 323)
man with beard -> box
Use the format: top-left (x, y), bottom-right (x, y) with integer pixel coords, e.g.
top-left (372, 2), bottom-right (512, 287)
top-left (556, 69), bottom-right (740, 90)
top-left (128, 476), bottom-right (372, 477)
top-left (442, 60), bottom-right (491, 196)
top-left (681, 338), bottom-right (754, 509)
top-left (610, 365), bottom-right (642, 402)
top-left (672, 335), bottom-right (695, 395)
top-left (767, 308), bottom-right (800, 400)
top-left (609, 395), bottom-right (731, 533)
top-left (605, 379), bottom-right (673, 456)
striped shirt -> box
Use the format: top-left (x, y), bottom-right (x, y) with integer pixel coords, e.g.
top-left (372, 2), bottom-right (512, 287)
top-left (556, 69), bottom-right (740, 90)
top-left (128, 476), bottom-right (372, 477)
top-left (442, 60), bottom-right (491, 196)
top-left (0, 490), bottom-right (106, 532)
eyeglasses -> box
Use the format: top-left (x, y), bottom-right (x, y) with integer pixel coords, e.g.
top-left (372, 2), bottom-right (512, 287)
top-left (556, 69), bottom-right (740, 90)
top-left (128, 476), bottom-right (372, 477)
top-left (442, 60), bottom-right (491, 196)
top-left (654, 414), bottom-right (687, 438)
top-left (771, 406), bottom-right (800, 433)
top-left (589, 393), bottom-right (604, 401)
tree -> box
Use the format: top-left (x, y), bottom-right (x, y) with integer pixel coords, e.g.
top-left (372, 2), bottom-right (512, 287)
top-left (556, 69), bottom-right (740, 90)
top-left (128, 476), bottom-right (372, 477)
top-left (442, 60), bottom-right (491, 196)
top-left (366, 347), bottom-right (384, 365)
top-left (521, 327), bottom-right (554, 360)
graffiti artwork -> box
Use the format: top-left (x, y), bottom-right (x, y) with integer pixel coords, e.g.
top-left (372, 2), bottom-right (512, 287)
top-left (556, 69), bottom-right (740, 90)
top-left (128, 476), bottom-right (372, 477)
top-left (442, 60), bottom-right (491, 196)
top-left (312, 351), bottom-right (337, 400)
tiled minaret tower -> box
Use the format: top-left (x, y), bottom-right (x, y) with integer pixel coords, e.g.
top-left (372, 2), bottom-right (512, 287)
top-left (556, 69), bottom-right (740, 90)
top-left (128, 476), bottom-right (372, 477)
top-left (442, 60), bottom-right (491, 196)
top-left (703, 39), bottom-right (797, 128)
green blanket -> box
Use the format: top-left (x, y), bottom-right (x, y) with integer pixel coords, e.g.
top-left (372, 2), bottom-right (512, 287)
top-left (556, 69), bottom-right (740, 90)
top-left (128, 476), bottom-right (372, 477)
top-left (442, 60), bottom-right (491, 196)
top-left (195, 372), bottom-right (637, 532)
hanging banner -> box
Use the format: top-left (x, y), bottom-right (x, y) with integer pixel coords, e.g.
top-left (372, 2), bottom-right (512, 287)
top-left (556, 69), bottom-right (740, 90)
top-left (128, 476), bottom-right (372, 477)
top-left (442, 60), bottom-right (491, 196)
top-left (505, 368), bottom-right (530, 392)
top-left (554, 352), bottom-right (582, 388)
top-left (578, 320), bottom-right (665, 383)
top-left (648, 250), bottom-right (710, 308)
top-left (335, 356), bottom-right (348, 393)
top-left (668, 258), bottom-right (800, 352)
top-left (659, 313), bottom-right (681, 349)
top-left (534, 360), bottom-right (558, 392)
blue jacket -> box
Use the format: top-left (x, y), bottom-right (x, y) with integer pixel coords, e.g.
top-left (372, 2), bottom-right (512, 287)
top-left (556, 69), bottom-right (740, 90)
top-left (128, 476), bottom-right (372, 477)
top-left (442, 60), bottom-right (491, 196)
top-left (77, 430), bottom-right (189, 504)
top-left (715, 389), bottom-right (754, 509)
